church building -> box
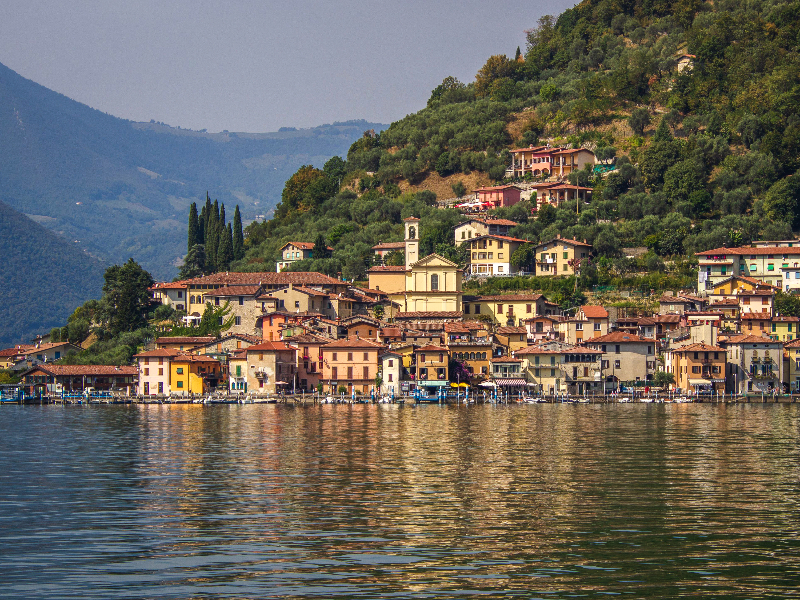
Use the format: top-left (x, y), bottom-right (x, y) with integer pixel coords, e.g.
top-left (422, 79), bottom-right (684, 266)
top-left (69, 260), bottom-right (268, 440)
top-left (367, 216), bottom-right (463, 314)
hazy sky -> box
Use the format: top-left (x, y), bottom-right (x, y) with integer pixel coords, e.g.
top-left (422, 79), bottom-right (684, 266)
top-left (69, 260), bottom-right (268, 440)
top-left (0, 0), bottom-right (575, 133)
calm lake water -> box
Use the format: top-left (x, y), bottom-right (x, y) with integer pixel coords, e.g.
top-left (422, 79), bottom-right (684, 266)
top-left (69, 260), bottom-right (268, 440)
top-left (0, 404), bottom-right (798, 599)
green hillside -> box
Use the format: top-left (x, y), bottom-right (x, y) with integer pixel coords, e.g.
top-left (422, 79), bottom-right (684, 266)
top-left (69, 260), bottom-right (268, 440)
top-left (0, 61), bottom-right (385, 279)
top-left (239, 0), bottom-right (800, 287)
top-left (0, 200), bottom-right (105, 347)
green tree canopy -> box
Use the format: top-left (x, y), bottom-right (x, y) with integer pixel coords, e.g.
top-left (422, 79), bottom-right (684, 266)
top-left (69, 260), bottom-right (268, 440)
top-left (99, 258), bottom-right (154, 335)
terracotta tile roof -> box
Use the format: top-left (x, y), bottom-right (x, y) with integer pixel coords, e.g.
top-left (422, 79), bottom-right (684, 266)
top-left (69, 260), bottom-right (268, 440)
top-left (698, 246), bottom-right (800, 256)
top-left (25, 365), bottom-right (138, 376)
top-left (722, 335), bottom-right (780, 345)
top-left (246, 341), bottom-right (294, 352)
top-left (322, 338), bottom-right (384, 349)
top-left (772, 316), bottom-right (800, 322)
top-left (366, 265), bottom-right (407, 272)
top-left (495, 326), bottom-right (527, 334)
top-left (18, 342), bottom-right (77, 356)
top-left (379, 327), bottom-right (402, 337)
top-left (466, 234), bottom-right (531, 244)
top-left (670, 342), bottom-right (727, 353)
top-left (581, 305), bottom-right (609, 319)
top-left (444, 323), bottom-right (470, 333)
top-left (0, 348), bottom-right (22, 357)
top-left (395, 311), bottom-right (463, 319)
top-left (737, 289), bottom-right (775, 296)
top-left (515, 342), bottom-right (602, 355)
top-left (293, 286), bottom-right (329, 297)
top-left (459, 217), bottom-right (519, 227)
top-left (490, 357), bottom-right (523, 362)
top-left (371, 241), bottom-right (406, 250)
top-left (652, 315), bottom-right (681, 323)
top-left (156, 336), bottom-right (216, 345)
top-left (353, 286), bottom-right (388, 297)
top-left (463, 321), bottom-right (488, 330)
top-left (584, 332), bottom-right (656, 344)
top-left (149, 280), bottom-right (189, 290)
top-left (784, 339), bottom-right (800, 348)
top-left (685, 311), bottom-right (724, 317)
top-left (203, 285), bottom-right (263, 297)
top-left (536, 236), bottom-right (592, 248)
top-left (133, 348), bottom-right (182, 358)
top-left (415, 345), bottom-right (449, 352)
top-left (475, 184), bottom-right (521, 192)
top-left (741, 312), bottom-right (772, 320)
top-left (171, 354), bottom-right (222, 363)
top-left (283, 333), bottom-right (332, 344)
top-left (659, 295), bottom-right (694, 304)
top-left (184, 272), bottom-right (343, 286)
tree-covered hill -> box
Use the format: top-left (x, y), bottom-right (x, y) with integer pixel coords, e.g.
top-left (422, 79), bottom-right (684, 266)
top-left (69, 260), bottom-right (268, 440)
top-left (0, 60), bottom-right (385, 279)
top-left (0, 200), bottom-right (105, 347)
top-left (238, 0), bottom-right (800, 282)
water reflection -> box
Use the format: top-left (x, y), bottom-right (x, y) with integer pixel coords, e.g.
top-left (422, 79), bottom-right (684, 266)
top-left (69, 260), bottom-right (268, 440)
top-left (0, 404), bottom-right (798, 598)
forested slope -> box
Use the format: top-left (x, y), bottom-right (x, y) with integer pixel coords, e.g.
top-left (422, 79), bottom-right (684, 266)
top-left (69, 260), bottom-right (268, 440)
top-left (239, 0), bottom-right (800, 288)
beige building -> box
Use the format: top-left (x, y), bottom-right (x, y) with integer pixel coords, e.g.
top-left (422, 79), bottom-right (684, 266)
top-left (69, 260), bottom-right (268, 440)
top-left (134, 348), bottom-right (179, 396)
top-left (494, 326), bottom-right (529, 355)
top-left (507, 145), bottom-right (596, 179)
top-left (285, 333), bottom-right (331, 392)
top-left (516, 340), bottom-right (603, 395)
top-left (696, 245), bottom-right (800, 291)
top-left (558, 306), bottom-right (609, 344)
top-left (664, 342), bottom-right (727, 395)
top-left (149, 281), bottom-right (189, 312)
top-left (454, 217), bottom-right (519, 246)
top-left (533, 236), bottom-right (593, 277)
top-left (379, 351), bottom-right (404, 397)
top-left (585, 331), bottom-right (657, 391)
top-left (276, 241), bottom-right (332, 272)
top-left (722, 334), bottom-right (784, 395)
top-left (202, 285), bottom-right (279, 336)
top-left (465, 234), bottom-right (531, 278)
top-left (245, 341), bottom-right (297, 395)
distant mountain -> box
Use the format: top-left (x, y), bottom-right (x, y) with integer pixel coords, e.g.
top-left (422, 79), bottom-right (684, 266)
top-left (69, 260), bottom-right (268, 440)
top-left (0, 199), bottom-right (105, 347)
top-left (0, 61), bottom-right (386, 279)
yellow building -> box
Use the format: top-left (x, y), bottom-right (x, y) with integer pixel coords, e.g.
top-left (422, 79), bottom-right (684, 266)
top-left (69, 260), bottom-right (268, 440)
top-left (367, 216), bottom-right (463, 314)
top-left (462, 293), bottom-right (560, 325)
top-left (533, 235), bottom-right (592, 277)
top-left (770, 316), bottom-right (800, 342)
top-left (783, 339), bottom-right (800, 392)
top-left (170, 354), bottom-right (222, 395)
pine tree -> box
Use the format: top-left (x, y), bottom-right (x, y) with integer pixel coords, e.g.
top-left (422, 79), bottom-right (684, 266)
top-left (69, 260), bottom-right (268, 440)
top-left (217, 223), bottom-right (234, 271)
top-left (233, 205), bottom-right (244, 260)
top-left (187, 202), bottom-right (200, 254)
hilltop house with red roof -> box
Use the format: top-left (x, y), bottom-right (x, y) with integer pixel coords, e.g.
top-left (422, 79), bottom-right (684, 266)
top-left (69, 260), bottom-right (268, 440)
top-left (695, 244), bottom-right (800, 292)
top-left (474, 184), bottom-right (522, 209)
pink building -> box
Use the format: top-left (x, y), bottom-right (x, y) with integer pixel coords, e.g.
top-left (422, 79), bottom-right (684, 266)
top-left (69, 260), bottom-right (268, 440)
top-left (475, 185), bottom-right (522, 209)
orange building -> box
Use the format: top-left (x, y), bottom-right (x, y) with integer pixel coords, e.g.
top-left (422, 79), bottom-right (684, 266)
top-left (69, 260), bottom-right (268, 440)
top-left (321, 338), bottom-right (384, 395)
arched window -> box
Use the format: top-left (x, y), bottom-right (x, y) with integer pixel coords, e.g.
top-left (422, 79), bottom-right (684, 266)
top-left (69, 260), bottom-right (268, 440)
top-left (469, 352), bottom-right (475, 360)
top-left (408, 226), bottom-right (416, 240)
top-left (430, 274), bottom-right (439, 291)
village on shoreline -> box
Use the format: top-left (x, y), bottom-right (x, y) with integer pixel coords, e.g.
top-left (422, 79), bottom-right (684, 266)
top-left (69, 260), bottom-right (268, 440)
top-left (4, 145), bottom-right (800, 405)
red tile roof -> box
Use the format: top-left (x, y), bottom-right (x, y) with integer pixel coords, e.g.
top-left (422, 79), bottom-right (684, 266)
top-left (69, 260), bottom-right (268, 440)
top-left (495, 326), bottom-right (527, 334)
top-left (581, 305), bottom-right (609, 319)
top-left (697, 246), bottom-right (800, 256)
top-left (367, 265), bottom-right (407, 272)
top-left (184, 272), bottom-right (343, 286)
top-left (415, 345), bottom-right (449, 352)
top-left (723, 335), bottom-right (780, 345)
top-left (171, 354), bottom-right (222, 363)
top-left (25, 365), bottom-right (138, 376)
top-left (396, 311), bottom-right (463, 319)
top-left (133, 348), bottom-right (182, 358)
top-left (203, 285), bottom-right (263, 297)
top-left (467, 234), bottom-right (531, 244)
top-left (584, 332), bottom-right (655, 344)
top-left (475, 184), bottom-right (521, 192)
top-left (467, 294), bottom-right (543, 302)
top-left (246, 341), bottom-right (294, 352)
top-left (371, 241), bottom-right (406, 250)
top-left (670, 342), bottom-right (727, 353)
top-left (322, 338), bottom-right (384, 349)
top-left (460, 217), bottom-right (519, 227)
top-left (156, 336), bottom-right (216, 345)
top-left (741, 312), bottom-right (772, 320)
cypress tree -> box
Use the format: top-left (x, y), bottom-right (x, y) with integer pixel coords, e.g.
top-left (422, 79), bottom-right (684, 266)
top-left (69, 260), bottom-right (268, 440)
top-left (217, 223), bottom-right (234, 271)
top-left (233, 205), bottom-right (244, 260)
top-left (187, 202), bottom-right (199, 253)
top-left (219, 202), bottom-right (226, 228)
top-left (213, 199), bottom-right (220, 225)
top-left (206, 207), bottom-right (219, 273)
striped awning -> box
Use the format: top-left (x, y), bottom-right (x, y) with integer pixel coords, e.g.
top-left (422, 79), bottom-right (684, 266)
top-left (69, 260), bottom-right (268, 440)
top-left (496, 378), bottom-right (527, 387)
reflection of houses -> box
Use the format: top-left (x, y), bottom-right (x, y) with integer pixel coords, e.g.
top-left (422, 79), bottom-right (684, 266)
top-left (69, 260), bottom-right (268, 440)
top-left (665, 342), bottom-right (726, 395)
top-left (721, 335), bottom-right (783, 394)
top-left (454, 217), bottom-right (519, 246)
top-left (507, 145), bottom-right (596, 179)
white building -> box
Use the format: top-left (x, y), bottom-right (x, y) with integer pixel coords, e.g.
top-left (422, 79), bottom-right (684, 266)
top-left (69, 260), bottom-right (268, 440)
top-left (133, 348), bottom-right (178, 396)
top-left (380, 351), bottom-right (403, 397)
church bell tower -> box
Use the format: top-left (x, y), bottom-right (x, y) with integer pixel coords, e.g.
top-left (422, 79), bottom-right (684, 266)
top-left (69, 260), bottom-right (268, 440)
top-left (404, 216), bottom-right (420, 269)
